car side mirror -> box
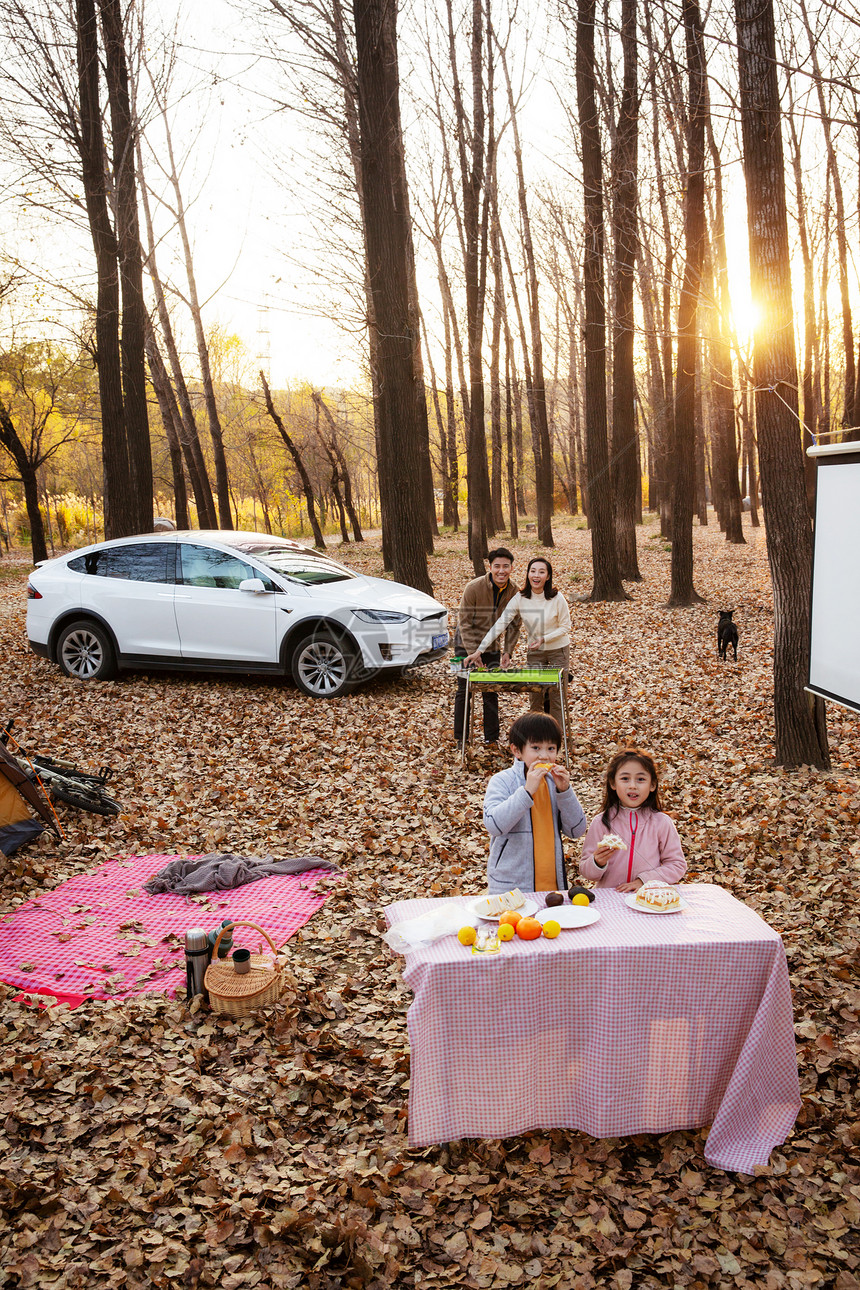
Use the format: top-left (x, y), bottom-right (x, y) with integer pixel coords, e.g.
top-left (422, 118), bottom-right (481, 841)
top-left (238, 578), bottom-right (270, 594)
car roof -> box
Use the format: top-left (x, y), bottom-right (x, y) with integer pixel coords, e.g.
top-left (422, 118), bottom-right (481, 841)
top-left (57, 531), bottom-right (318, 558)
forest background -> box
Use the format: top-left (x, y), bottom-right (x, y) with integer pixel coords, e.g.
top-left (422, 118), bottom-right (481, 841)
top-left (0, 0), bottom-right (857, 770)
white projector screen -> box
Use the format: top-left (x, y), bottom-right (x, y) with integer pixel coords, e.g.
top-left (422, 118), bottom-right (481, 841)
top-left (808, 448), bottom-right (860, 713)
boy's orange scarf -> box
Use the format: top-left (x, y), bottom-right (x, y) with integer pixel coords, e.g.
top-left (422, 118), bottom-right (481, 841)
top-left (531, 777), bottom-right (556, 891)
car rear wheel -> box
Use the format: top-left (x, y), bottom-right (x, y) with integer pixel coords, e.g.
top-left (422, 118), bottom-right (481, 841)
top-left (56, 620), bottom-right (117, 682)
top-left (291, 631), bottom-right (357, 698)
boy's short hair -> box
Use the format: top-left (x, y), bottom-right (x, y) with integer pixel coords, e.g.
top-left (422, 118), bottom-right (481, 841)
top-left (486, 547), bottom-right (515, 564)
top-left (508, 713), bottom-right (562, 750)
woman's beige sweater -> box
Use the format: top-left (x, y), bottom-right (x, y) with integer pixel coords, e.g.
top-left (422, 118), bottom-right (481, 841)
top-left (476, 590), bottom-right (571, 654)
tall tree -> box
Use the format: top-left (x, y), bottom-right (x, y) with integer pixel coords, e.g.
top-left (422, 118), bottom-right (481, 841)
top-left (574, 0), bottom-right (626, 601)
top-left (668, 0), bottom-right (706, 607)
top-left (610, 0), bottom-right (641, 580)
top-left (351, 0), bottom-right (432, 593)
top-left (734, 0), bottom-right (829, 767)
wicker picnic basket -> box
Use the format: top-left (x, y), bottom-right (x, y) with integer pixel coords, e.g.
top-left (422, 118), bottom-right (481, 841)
top-left (204, 921), bottom-right (284, 1015)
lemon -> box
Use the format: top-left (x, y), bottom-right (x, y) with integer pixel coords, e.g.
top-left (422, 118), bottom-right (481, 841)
top-left (572, 893), bottom-right (590, 907)
top-left (457, 926), bottom-right (477, 946)
top-left (542, 919), bottom-right (561, 938)
top-left (497, 922), bottom-right (515, 942)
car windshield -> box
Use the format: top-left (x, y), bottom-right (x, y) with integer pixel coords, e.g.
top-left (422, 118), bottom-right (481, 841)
top-left (251, 548), bottom-right (356, 585)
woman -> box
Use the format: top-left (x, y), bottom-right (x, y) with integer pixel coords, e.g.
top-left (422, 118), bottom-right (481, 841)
top-left (464, 556), bottom-right (571, 729)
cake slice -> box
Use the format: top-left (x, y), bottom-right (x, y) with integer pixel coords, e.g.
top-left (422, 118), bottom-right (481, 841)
top-left (634, 880), bottom-right (682, 911)
top-left (476, 888), bottom-right (525, 916)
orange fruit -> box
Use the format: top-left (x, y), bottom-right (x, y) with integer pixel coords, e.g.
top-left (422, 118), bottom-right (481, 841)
top-left (457, 926), bottom-right (477, 946)
top-left (516, 916), bottom-right (542, 940)
top-left (572, 893), bottom-right (590, 907)
top-left (497, 922), bottom-right (515, 942)
top-left (499, 910), bottom-right (522, 929)
top-left (542, 919), bottom-right (561, 939)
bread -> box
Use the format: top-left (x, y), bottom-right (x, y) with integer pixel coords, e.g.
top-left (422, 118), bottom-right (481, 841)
top-left (600, 833), bottom-right (625, 851)
top-left (634, 880), bottom-right (682, 911)
top-left (476, 888), bottom-right (525, 916)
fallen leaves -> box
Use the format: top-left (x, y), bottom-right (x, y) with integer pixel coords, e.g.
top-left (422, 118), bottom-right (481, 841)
top-left (0, 517), bottom-right (859, 1288)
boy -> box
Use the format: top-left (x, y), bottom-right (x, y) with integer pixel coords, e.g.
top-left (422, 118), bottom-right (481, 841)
top-left (484, 713), bottom-right (587, 894)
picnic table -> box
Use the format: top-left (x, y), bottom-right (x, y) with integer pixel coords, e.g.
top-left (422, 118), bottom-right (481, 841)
top-left (384, 884), bottom-right (801, 1172)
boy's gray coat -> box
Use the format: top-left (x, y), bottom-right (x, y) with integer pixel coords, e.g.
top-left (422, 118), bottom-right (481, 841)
top-left (484, 759), bottom-right (588, 893)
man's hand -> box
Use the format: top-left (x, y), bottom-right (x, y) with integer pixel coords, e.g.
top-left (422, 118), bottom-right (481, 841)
top-left (463, 651), bottom-right (482, 667)
top-left (500, 652), bottom-right (511, 669)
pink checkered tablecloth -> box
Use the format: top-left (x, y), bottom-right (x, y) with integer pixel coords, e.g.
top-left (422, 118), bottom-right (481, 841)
top-left (384, 884), bottom-right (801, 1172)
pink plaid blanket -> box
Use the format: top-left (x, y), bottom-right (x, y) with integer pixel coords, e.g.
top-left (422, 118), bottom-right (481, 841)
top-left (0, 852), bottom-right (336, 1005)
top-left (385, 884), bottom-right (801, 1173)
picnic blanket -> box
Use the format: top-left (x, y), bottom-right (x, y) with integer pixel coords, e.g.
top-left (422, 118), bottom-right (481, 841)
top-left (0, 852), bottom-right (337, 1007)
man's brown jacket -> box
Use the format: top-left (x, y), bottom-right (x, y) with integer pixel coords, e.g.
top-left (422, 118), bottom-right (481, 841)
top-left (456, 573), bottom-right (521, 656)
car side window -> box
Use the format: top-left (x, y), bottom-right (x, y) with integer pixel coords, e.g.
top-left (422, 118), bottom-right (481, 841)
top-left (68, 544), bottom-right (176, 583)
top-left (178, 545), bottom-right (273, 591)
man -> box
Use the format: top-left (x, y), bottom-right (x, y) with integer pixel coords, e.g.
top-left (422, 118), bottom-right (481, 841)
top-left (453, 548), bottom-right (520, 746)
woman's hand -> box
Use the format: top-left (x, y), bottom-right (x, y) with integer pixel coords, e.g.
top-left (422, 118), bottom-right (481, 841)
top-left (526, 637), bottom-right (544, 652)
top-left (500, 652), bottom-right (511, 669)
top-left (615, 879), bottom-right (643, 893)
top-left (550, 763), bottom-right (570, 792)
top-left (463, 650), bottom-right (482, 667)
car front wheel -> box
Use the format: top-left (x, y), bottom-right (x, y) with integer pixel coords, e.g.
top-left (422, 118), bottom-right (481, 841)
top-left (291, 631), bottom-right (357, 698)
top-left (56, 620), bottom-right (117, 681)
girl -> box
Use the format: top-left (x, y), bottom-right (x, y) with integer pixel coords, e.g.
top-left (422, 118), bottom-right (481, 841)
top-left (580, 749), bottom-right (686, 892)
top-left (464, 556), bottom-right (572, 729)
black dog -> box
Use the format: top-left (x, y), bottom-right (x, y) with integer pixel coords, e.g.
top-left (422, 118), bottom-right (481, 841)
top-left (717, 610), bottom-right (739, 661)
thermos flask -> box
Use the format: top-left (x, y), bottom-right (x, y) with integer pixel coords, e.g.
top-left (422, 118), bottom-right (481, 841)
top-left (184, 926), bottom-right (210, 1000)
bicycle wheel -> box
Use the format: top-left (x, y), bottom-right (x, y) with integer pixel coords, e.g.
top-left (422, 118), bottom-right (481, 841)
top-left (49, 780), bottom-right (121, 816)
top-left (34, 757), bottom-right (108, 789)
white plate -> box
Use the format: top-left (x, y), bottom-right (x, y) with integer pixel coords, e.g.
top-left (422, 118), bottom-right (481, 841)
top-left (471, 896), bottom-right (538, 922)
top-left (535, 904), bottom-right (601, 930)
top-left (624, 892), bottom-right (688, 915)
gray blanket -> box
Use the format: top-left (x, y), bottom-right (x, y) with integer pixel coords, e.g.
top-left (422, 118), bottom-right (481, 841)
top-left (144, 851), bottom-right (339, 895)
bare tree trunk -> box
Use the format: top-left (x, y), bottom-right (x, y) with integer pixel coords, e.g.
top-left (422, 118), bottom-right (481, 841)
top-left (668, 0), bottom-right (706, 606)
top-left (0, 399), bottom-right (48, 562)
top-left (145, 328), bottom-right (189, 530)
top-left (98, 0), bottom-right (151, 535)
top-left (734, 0), bottom-right (829, 767)
top-left (261, 373), bottom-right (326, 550)
top-left (489, 178), bottom-right (505, 531)
top-left (576, 0), bottom-right (626, 601)
top-left (147, 79), bottom-right (232, 527)
top-left (498, 36), bottom-right (554, 547)
top-left (136, 138), bottom-right (217, 529)
top-left (311, 389), bottom-right (364, 540)
top-left (76, 0), bottom-right (132, 539)
top-left (786, 110), bottom-right (819, 512)
top-left (504, 337), bottom-right (518, 538)
top-left (446, 0), bottom-right (492, 571)
top-left (610, 0), bottom-right (641, 580)
top-left (352, 0), bottom-right (432, 593)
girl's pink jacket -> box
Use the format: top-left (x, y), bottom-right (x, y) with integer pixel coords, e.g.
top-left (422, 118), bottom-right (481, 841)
top-left (579, 806), bottom-right (687, 887)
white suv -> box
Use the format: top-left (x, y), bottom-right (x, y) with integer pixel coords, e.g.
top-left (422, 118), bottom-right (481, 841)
top-left (26, 531), bottom-right (449, 698)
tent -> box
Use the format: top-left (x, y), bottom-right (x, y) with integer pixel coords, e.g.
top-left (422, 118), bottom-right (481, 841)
top-left (0, 742), bottom-right (59, 856)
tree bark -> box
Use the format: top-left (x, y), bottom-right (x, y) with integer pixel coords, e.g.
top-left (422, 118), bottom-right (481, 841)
top-left (734, 0), bottom-right (829, 767)
top-left (98, 0), bottom-right (152, 535)
top-left (668, 0), bottom-right (706, 606)
top-left (610, 0), bottom-right (641, 580)
top-left (145, 329), bottom-right (189, 530)
top-left (0, 398), bottom-right (47, 563)
top-left (352, 0), bottom-right (432, 593)
top-left (261, 374), bottom-right (326, 550)
top-left (75, 0), bottom-right (132, 540)
top-left (576, 0), bottom-right (627, 601)
top-left (311, 389), bottom-right (364, 541)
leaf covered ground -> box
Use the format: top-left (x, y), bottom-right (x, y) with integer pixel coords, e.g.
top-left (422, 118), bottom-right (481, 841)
top-left (1, 514), bottom-right (859, 1290)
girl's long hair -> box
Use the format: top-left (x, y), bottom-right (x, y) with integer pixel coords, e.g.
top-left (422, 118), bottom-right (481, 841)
top-left (600, 748), bottom-right (663, 831)
top-left (521, 556), bottom-right (558, 599)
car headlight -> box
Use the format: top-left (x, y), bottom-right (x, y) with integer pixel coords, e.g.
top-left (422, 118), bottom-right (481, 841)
top-left (353, 608), bottom-right (412, 623)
